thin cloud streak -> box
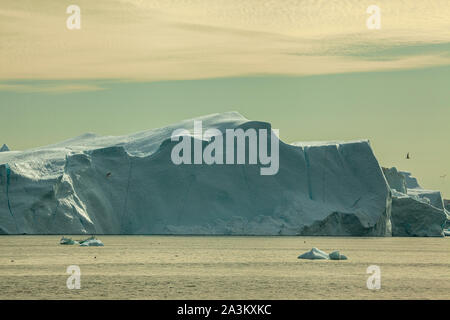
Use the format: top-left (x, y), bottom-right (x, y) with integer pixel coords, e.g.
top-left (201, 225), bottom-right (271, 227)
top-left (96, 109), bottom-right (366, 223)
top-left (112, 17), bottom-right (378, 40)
top-left (0, 83), bottom-right (105, 93)
top-left (0, 0), bottom-right (449, 82)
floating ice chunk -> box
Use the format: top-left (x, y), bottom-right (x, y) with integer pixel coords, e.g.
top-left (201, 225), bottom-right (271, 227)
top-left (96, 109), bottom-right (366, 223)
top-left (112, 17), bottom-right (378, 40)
top-left (298, 248), bottom-right (348, 260)
top-left (60, 236), bottom-right (77, 245)
top-left (79, 239), bottom-right (104, 246)
top-left (329, 250), bottom-right (348, 260)
top-left (78, 236), bottom-right (104, 246)
top-left (298, 247), bottom-right (329, 260)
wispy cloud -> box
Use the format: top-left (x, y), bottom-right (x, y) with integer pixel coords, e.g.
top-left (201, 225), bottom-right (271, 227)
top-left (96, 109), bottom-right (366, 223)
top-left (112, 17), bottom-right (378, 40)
top-left (290, 39), bottom-right (450, 62)
top-left (0, 0), bottom-right (449, 83)
top-left (0, 82), bottom-right (105, 93)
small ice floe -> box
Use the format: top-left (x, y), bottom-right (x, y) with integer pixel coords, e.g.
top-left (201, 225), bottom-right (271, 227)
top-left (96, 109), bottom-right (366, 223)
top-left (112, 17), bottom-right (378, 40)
top-left (60, 236), bottom-right (77, 245)
top-left (329, 251), bottom-right (348, 260)
top-left (78, 236), bottom-right (104, 247)
top-left (298, 248), bottom-right (348, 260)
top-left (298, 247), bottom-right (329, 260)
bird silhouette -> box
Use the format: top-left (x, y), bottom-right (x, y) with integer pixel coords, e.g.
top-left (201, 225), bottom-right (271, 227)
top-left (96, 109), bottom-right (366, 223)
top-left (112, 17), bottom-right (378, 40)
top-left (406, 153), bottom-right (410, 159)
top-left (106, 172), bottom-right (111, 178)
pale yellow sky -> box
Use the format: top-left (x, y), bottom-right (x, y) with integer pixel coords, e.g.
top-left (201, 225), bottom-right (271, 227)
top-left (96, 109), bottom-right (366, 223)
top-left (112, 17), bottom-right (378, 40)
top-left (0, 0), bottom-right (449, 198)
top-left (1, 0), bottom-right (449, 82)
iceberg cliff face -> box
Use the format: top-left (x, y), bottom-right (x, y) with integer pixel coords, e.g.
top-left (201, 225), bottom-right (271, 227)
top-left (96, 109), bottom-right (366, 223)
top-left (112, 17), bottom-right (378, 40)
top-left (383, 168), bottom-right (447, 237)
top-left (390, 195), bottom-right (446, 237)
top-left (0, 112), bottom-right (392, 235)
top-left (444, 200), bottom-right (450, 229)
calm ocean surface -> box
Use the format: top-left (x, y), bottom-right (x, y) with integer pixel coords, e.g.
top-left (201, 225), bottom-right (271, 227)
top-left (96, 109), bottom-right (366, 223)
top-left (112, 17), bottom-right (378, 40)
top-left (0, 236), bottom-right (449, 299)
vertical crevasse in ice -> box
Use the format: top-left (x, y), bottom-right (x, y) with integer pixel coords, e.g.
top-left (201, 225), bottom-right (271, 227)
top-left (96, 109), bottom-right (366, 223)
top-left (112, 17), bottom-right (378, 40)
top-left (4, 164), bottom-right (19, 233)
top-left (303, 147), bottom-right (313, 201)
top-left (120, 156), bottom-right (133, 233)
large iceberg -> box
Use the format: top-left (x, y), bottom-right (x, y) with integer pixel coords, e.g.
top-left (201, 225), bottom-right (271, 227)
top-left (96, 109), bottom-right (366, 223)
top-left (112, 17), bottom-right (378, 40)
top-left (382, 167), bottom-right (447, 237)
top-left (0, 112), bottom-right (392, 235)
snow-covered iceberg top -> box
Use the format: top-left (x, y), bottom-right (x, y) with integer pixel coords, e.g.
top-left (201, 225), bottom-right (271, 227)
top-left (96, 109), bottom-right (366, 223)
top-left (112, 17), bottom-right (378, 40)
top-left (292, 139), bottom-right (369, 147)
top-left (0, 112), bottom-right (249, 165)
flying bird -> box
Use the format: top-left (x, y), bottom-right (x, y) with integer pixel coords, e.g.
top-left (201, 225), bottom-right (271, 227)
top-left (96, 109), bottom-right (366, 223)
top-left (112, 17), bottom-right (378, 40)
top-left (106, 172), bottom-right (112, 178)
